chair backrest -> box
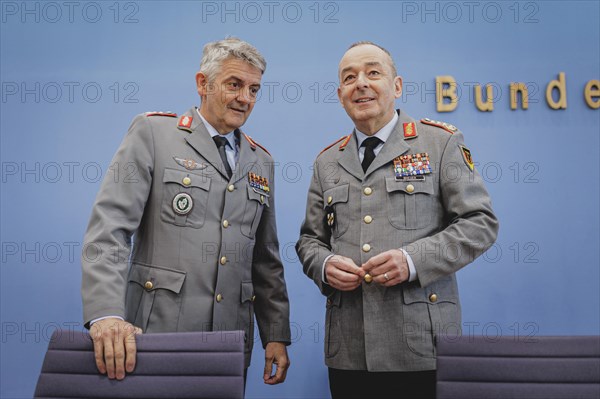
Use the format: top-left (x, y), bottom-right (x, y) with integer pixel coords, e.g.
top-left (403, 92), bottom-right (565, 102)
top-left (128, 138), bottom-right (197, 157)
top-left (34, 329), bottom-right (245, 399)
top-left (436, 335), bottom-right (600, 399)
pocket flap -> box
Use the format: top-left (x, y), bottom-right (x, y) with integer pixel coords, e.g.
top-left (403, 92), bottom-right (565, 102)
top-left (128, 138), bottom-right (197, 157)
top-left (402, 281), bottom-right (457, 305)
top-left (323, 184), bottom-right (349, 209)
top-left (385, 177), bottom-right (434, 195)
top-left (128, 263), bottom-right (186, 294)
top-left (163, 168), bottom-right (211, 191)
top-left (246, 184), bottom-right (270, 207)
top-left (241, 281), bottom-right (254, 303)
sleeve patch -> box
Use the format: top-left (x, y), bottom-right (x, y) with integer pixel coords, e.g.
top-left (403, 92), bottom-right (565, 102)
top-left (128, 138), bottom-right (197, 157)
top-left (460, 145), bottom-right (474, 171)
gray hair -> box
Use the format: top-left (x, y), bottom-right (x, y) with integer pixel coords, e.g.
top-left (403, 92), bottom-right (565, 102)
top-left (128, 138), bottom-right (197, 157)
top-left (199, 37), bottom-right (266, 82)
top-left (346, 41), bottom-right (398, 77)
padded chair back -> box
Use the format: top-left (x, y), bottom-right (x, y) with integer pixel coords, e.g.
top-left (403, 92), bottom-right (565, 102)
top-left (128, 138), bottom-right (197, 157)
top-left (34, 329), bottom-right (245, 399)
top-left (436, 335), bottom-right (600, 399)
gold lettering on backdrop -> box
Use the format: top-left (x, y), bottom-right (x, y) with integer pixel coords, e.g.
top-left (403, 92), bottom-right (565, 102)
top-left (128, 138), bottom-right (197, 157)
top-left (584, 80), bottom-right (600, 109)
top-left (475, 84), bottom-right (494, 112)
top-left (510, 82), bottom-right (529, 110)
top-left (436, 75), bottom-right (458, 112)
top-left (546, 72), bottom-right (568, 109)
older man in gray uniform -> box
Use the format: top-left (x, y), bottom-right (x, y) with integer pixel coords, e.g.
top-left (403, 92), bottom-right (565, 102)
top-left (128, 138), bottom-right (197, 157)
top-left (296, 42), bottom-right (498, 398)
top-left (82, 38), bottom-right (291, 384)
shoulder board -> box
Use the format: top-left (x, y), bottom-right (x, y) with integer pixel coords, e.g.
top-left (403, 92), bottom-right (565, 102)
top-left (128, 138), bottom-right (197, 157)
top-left (421, 118), bottom-right (457, 134)
top-left (145, 111), bottom-right (177, 117)
top-left (243, 133), bottom-right (271, 155)
top-left (318, 135), bottom-right (348, 156)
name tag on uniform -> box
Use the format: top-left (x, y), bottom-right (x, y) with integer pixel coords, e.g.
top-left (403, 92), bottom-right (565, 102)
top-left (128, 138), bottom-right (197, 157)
top-left (394, 153), bottom-right (432, 181)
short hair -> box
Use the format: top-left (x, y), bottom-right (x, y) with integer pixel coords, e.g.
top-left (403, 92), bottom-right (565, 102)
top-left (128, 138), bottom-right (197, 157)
top-left (199, 37), bottom-right (266, 82)
top-left (346, 41), bottom-right (398, 77)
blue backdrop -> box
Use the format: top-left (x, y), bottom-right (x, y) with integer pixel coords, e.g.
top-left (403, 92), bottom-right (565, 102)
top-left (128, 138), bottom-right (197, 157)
top-left (1, 1), bottom-right (599, 398)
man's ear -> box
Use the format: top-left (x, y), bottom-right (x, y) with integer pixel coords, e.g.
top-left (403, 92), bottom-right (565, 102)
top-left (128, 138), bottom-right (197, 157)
top-left (394, 76), bottom-right (403, 99)
top-left (196, 72), bottom-right (208, 97)
top-left (337, 86), bottom-right (345, 108)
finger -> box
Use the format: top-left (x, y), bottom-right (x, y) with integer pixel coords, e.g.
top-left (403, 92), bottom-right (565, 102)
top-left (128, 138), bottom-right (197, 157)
top-left (124, 326), bottom-right (138, 373)
top-left (91, 328), bottom-right (106, 374)
top-left (274, 356), bottom-right (290, 383)
top-left (102, 331), bottom-right (116, 379)
top-left (330, 268), bottom-right (360, 283)
top-left (329, 257), bottom-right (362, 275)
top-left (361, 252), bottom-right (390, 272)
top-left (113, 327), bottom-right (126, 380)
top-left (263, 355), bottom-right (274, 382)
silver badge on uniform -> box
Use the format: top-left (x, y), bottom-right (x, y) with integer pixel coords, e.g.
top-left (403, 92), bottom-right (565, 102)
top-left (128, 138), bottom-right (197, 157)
top-left (173, 157), bottom-right (207, 171)
top-left (172, 193), bottom-right (193, 215)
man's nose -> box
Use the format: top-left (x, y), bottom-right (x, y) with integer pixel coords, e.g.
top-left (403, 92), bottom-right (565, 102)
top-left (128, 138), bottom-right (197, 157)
top-left (355, 72), bottom-right (369, 88)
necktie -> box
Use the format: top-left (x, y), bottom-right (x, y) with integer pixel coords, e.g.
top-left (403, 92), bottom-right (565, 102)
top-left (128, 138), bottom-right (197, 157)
top-left (213, 136), bottom-right (233, 178)
top-left (361, 136), bottom-right (383, 172)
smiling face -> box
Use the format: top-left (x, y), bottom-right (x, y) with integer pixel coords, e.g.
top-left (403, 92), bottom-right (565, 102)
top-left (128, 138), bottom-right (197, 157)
top-left (196, 57), bottom-right (262, 134)
top-left (337, 44), bottom-right (403, 135)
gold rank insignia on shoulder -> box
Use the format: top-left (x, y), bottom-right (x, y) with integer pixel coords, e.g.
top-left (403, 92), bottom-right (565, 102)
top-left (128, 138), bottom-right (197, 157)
top-left (394, 153), bottom-right (432, 181)
top-left (460, 145), bottom-right (475, 171)
top-left (173, 157), bottom-right (207, 171)
top-left (248, 172), bottom-right (270, 196)
top-left (146, 111), bottom-right (177, 117)
top-left (403, 122), bottom-right (418, 139)
top-left (421, 118), bottom-right (457, 134)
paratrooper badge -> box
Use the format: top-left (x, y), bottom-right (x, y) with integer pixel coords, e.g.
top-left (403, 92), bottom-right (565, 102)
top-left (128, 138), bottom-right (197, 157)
top-left (173, 157), bottom-right (207, 171)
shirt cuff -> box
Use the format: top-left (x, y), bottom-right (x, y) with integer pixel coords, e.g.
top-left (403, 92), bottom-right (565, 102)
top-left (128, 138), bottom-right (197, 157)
top-left (90, 315), bottom-right (124, 325)
top-left (400, 248), bottom-right (417, 282)
top-left (322, 254), bottom-right (335, 284)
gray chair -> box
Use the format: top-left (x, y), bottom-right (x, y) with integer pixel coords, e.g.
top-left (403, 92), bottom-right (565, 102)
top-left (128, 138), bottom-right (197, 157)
top-left (436, 335), bottom-right (600, 399)
top-left (34, 329), bottom-right (245, 398)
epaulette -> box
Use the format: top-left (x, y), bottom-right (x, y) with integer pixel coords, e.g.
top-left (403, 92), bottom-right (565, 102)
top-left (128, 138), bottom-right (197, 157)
top-left (145, 111), bottom-right (177, 117)
top-left (318, 135), bottom-right (348, 156)
top-left (243, 133), bottom-right (271, 155)
top-left (420, 118), bottom-right (457, 134)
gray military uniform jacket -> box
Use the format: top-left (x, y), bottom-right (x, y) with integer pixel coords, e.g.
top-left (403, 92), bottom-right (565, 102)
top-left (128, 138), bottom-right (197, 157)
top-left (81, 107), bottom-right (291, 366)
top-left (296, 110), bottom-right (498, 371)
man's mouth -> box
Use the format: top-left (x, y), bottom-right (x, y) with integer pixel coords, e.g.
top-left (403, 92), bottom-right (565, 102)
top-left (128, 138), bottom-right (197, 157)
top-left (355, 97), bottom-right (374, 103)
top-left (229, 106), bottom-right (247, 113)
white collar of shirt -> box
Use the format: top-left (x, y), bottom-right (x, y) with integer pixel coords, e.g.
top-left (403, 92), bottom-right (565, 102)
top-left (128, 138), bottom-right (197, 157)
top-left (355, 111), bottom-right (398, 158)
top-left (196, 108), bottom-right (236, 149)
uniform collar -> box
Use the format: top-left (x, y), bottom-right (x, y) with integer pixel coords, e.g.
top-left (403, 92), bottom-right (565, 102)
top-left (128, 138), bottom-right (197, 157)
top-left (354, 111), bottom-right (398, 147)
top-left (196, 108), bottom-right (237, 149)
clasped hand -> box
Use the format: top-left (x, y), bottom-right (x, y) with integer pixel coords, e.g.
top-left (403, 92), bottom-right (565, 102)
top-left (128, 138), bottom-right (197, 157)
top-left (325, 249), bottom-right (410, 291)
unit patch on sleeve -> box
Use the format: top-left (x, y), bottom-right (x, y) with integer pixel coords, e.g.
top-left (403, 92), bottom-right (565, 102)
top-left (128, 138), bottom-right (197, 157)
top-left (460, 145), bottom-right (474, 171)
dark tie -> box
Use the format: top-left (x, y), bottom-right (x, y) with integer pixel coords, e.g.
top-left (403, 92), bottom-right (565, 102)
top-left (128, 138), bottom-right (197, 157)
top-left (213, 136), bottom-right (233, 178)
top-left (361, 137), bottom-right (383, 172)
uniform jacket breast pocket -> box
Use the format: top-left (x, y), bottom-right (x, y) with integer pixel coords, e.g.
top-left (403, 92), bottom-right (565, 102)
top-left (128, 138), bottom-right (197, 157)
top-left (160, 168), bottom-right (210, 228)
top-left (323, 184), bottom-right (349, 238)
top-left (385, 177), bottom-right (435, 230)
top-left (125, 263), bottom-right (186, 333)
top-left (241, 185), bottom-right (269, 238)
